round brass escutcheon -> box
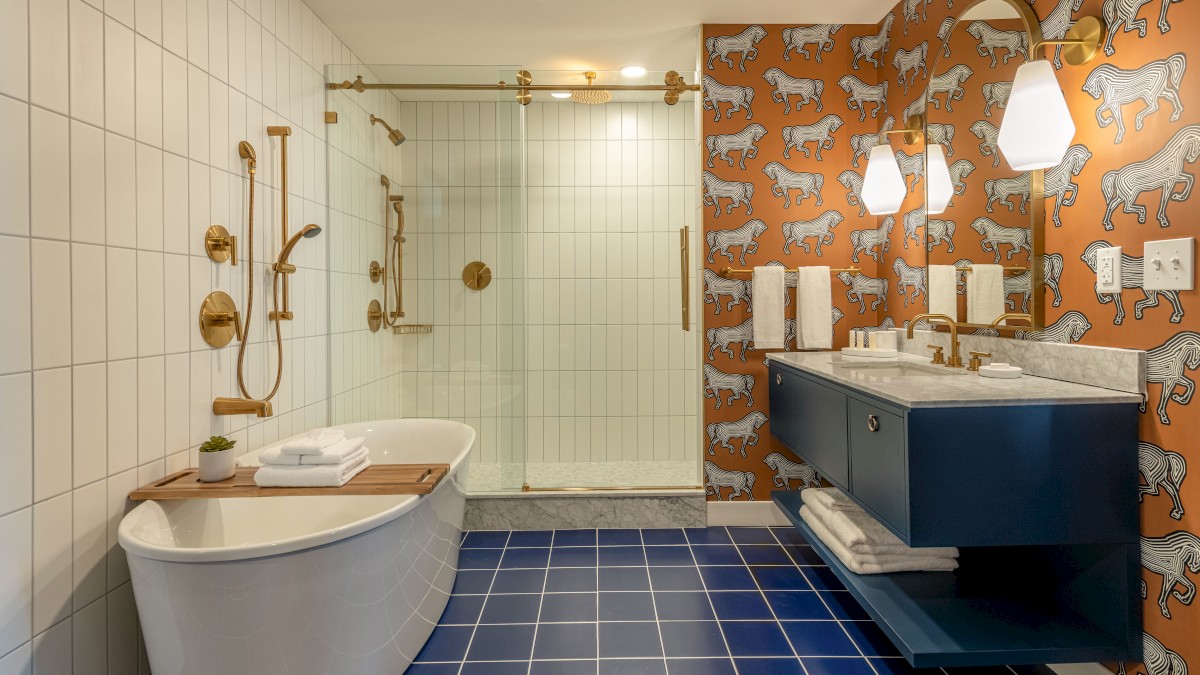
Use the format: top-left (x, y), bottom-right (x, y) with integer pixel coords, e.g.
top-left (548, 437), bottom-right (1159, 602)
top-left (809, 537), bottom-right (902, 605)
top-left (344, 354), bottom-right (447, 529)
top-left (1061, 16), bottom-right (1105, 66)
top-left (199, 291), bottom-right (239, 348)
top-left (205, 225), bottom-right (235, 264)
top-left (462, 262), bottom-right (492, 290)
top-left (367, 299), bottom-right (383, 333)
top-left (369, 260), bottom-right (383, 283)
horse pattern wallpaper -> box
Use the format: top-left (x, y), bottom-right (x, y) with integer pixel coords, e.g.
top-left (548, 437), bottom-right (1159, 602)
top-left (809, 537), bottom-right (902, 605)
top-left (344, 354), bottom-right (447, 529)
top-left (703, 0), bottom-right (1199, 670)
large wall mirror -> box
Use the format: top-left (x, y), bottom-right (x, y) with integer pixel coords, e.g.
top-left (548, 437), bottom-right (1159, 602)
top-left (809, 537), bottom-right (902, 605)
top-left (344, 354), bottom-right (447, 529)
top-left (924, 0), bottom-right (1046, 331)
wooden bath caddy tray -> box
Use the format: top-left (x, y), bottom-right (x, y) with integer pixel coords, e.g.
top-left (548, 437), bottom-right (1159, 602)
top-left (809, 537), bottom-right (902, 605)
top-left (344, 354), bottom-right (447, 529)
top-left (129, 464), bottom-right (450, 501)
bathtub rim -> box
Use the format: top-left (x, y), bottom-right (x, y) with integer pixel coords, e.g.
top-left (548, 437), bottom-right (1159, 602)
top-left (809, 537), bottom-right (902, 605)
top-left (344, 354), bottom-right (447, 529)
top-left (118, 418), bottom-right (474, 564)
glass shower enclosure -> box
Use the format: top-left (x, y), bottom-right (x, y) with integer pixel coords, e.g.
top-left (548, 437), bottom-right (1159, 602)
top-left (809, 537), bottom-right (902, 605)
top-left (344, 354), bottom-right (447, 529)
top-left (326, 64), bottom-right (701, 493)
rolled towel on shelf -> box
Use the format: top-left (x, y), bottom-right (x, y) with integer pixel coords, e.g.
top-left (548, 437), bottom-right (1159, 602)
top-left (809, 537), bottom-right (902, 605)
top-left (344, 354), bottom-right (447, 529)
top-left (281, 428), bottom-right (347, 455)
top-left (796, 266), bottom-right (832, 351)
top-left (801, 487), bottom-right (857, 512)
top-left (805, 497), bottom-right (959, 558)
top-left (800, 506), bottom-right (959, 574)
top-left (752, 266), bottom-right (786, 349)
top-left (253, 456), bottom-right (372, 488)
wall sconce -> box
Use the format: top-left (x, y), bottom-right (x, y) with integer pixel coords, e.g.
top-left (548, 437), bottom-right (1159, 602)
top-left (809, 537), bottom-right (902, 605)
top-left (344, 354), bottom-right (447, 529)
top-left (862, 115), bottom-right (927, 215)
top-left (997, 16), bottom-right (1106, 170)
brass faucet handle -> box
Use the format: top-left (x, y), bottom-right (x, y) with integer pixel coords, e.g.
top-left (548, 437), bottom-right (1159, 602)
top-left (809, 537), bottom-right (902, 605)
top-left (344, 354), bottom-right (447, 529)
top-left (968, 351), bottom-right (993, 372)
top-left (926, 344), bottom-right (945, 364)
top-left (205, 225), bottom-right (238, 265)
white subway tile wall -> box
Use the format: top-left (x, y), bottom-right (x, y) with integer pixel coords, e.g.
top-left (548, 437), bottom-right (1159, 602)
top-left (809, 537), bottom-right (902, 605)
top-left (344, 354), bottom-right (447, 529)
top-left (0, 0), bottom-right (388, 671)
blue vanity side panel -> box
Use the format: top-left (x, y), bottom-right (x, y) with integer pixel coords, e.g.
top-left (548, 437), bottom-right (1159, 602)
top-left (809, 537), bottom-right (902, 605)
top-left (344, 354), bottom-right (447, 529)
top-left (906, 403), bottom-right (1140, 547)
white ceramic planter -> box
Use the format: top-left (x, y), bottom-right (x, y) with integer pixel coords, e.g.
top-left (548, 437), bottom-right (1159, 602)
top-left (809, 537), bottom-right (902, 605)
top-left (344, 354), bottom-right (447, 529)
top-left (197, 448), bottom-right (236, 482)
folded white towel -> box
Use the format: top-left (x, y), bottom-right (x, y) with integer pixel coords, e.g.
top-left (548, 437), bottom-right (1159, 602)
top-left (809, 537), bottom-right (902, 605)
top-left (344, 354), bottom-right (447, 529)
top-left (301, 444), bottom-right (367, 467)
top-left (796, 266), bottom-right (832, 350)
top-left (280, 428), bottom-right (347, 455)
top-left (804, 497), bottom-right (959, 558)
top-left (253, 457), bottom-right (372, 488)
top-left (966, 264), bottom-right (1005, 325)
top-left (801, 487), bottom-right (857, 512)
top-left (296, 437), bottom-right (366, 464)
top-left (752, 266), bottom-right (786, 349)
top-left (801, 506), bottom-right (959, 574)
top-left (928, 265), bottom-right (958, 320)
top-left (257, 446), bottom-right (302, 466)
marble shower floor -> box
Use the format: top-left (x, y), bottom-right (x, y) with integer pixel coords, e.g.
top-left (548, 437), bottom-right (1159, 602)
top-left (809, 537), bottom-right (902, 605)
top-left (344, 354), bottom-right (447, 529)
top-left (466, 461), bottom-right (701, 494)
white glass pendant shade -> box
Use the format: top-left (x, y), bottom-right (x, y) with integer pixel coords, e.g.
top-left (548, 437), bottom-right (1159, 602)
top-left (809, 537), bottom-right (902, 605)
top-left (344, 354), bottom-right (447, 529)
top-left (861, 144), bottom-right (906, 215)
top-left (926, 144), bottom-right (954, 215)
top-left (997, 59), bottom-right (1075, 170)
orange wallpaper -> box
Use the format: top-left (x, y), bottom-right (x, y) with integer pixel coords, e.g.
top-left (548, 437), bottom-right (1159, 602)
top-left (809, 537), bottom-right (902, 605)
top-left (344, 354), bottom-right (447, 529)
top-left (705, 1), bottom-right (1200, 670)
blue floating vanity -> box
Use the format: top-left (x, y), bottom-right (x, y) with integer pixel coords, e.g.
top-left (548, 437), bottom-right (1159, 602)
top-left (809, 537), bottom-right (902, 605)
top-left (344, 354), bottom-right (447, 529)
top-left (767, 352), bottom-right (1143, 668)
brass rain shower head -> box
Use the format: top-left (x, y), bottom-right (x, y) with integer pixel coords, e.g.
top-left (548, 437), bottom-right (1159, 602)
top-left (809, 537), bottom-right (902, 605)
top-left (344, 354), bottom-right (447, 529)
top-left (369, 114), bottom-right (405, 146)
top-left (571, 72), bottom-right (612, 105)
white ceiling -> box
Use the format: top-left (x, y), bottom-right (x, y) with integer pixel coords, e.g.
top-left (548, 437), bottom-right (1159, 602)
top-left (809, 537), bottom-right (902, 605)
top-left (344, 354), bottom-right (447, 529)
top-left (306, 0), bottom-right (897, 72)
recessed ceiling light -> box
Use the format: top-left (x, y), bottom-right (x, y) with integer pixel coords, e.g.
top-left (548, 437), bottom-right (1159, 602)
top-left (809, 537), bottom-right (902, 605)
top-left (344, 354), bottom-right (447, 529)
top-left (551, 92), bottom-right (571, 99)
top-left (620, 65), bottom-right (647, 78)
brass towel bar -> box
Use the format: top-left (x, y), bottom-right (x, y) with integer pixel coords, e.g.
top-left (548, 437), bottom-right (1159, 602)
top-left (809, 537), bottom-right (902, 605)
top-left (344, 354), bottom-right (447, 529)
top-left (960, 265), bottom-right (1029, 274)
top-left (719, 266), bottom-right (861, 277)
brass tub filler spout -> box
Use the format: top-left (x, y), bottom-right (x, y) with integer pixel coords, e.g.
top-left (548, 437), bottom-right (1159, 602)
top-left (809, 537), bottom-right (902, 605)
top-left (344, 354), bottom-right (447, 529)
top-left (907, 314), bottom-right (963, 368)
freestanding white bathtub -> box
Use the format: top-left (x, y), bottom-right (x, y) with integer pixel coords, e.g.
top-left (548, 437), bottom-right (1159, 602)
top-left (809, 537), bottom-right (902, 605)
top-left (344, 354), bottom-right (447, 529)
top-left (118, 419), bottom-right (474, 675)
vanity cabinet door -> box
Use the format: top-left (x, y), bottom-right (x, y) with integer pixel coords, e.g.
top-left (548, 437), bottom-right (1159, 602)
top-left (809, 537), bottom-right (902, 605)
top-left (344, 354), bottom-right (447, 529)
top-left (848, 398), bottom-right (908, 539)
top-left (769, 365), bottom-right (850, 489)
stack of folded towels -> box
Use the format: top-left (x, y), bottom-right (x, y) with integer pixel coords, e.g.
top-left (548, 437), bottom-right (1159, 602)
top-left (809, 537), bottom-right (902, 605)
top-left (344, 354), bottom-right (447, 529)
top-left (800, 487), bottom-right (959, 574)
top-left (253, 428), bottom-right (372, 488)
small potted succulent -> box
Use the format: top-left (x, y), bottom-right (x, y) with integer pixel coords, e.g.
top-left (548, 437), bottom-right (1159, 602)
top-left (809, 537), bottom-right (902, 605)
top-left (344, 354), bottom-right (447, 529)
top-left (198, 435), bottom-right (237, 482)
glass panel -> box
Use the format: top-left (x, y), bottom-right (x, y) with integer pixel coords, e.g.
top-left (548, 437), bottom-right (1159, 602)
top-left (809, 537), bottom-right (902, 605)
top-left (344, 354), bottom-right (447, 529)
top-left (520, 69), bottom-right (702, 490)
top-left (325, 64), bottom-right (528, 492)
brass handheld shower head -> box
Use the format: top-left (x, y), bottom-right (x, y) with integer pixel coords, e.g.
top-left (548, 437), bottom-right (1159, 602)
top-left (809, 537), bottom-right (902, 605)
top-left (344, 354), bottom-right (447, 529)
top-left (238, 141), bottom-right (257, 171)
top-left (369, 114), bottom-right (405, 146)
top-left (277, 223), bottom-right (321, 268)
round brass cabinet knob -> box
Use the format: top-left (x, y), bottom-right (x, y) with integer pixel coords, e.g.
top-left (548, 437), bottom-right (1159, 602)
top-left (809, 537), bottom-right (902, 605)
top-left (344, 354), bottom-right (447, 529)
top-left (462, 262), bottom-right (492, 290)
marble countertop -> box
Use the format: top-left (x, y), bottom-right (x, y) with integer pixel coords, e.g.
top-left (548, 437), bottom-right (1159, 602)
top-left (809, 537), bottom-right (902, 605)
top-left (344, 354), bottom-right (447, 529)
top-left (766, 352), bottom-right (1144, 409)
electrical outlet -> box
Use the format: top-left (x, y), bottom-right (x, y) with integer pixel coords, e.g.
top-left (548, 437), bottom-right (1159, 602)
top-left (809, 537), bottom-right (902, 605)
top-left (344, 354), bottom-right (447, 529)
top-left (1095, 246), bottom-right (1122, 294)
top-left (1144, 238), bottom-right (1195, 291)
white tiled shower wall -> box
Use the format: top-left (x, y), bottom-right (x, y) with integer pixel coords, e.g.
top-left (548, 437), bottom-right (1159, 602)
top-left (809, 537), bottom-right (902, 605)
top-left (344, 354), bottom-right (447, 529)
top-left (0, 0), bottom-right (387, 671)
top-left (394, 98), bottom-right (700, 471)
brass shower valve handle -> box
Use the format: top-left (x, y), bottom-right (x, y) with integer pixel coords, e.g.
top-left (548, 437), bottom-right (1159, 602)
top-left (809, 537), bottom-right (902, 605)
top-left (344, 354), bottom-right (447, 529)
top-left (968, 351), bottom-right (993, 372)
top-left (199, 290), bottom-right (244, 348)
top-left (205, 309), bottom-right (243, 341)
top-left (205, 225), bottom-right (238, 265)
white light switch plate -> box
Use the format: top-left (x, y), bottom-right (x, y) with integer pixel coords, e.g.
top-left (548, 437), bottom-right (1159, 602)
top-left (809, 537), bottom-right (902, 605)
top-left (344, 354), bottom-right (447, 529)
top-left (1144, 237), bottom-right (1195, 291)
top-left (1095, 246), bottom-right (1122, 293)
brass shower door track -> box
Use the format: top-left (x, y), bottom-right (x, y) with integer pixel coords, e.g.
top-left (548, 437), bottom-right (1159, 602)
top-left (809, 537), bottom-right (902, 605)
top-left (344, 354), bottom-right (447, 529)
top-left (329, 71), bottom-right (699, 105)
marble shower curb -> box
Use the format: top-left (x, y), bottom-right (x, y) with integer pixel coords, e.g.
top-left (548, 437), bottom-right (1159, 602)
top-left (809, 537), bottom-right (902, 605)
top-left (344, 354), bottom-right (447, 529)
top-left (464, 492), bottom-right (708, 530)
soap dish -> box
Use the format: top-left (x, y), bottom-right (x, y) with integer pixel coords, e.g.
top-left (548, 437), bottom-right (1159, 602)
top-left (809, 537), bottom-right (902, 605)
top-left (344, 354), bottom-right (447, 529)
top-left (978, 363), bottom-right (1022, 379)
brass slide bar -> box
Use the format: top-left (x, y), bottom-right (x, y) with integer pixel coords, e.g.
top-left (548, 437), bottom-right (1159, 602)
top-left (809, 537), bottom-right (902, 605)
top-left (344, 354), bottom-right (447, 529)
top-left (679, 226), bottom-right (690, 332)
top-left (719, 266), bottom-right (862, 277)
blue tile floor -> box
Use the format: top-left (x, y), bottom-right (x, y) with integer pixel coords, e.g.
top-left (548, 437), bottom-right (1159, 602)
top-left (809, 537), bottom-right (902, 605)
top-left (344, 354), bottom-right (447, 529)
top-left (407, 527), bottom-right (1053, 675)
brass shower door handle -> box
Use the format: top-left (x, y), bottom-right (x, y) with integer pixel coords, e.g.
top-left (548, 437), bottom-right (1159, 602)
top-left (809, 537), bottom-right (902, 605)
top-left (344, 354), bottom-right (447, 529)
top-left (680, 226), bottom-right (690, 331)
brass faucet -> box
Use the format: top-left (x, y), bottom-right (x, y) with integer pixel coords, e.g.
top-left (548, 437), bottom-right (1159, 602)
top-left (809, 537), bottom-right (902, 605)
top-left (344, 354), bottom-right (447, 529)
top-left (990, 313), bottom-right (1033, 327)
top-left (213, 397), bottom-right (273, 417)
top-left (907, 314), bottom-right (963, 368)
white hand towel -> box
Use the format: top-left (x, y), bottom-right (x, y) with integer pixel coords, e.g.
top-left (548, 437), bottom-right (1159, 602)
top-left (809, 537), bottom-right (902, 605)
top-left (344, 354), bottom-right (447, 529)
top-left (801, 487), bottom-right (857, 512)
top-left (795, 266), bottom-right (832, 350)
top-left (300, 444), bottom-right (368, 466)
top-left (253, 457), bottom-right (372, 488)
top-left (804, 497), bottom-right (959, 558)
top-left (928, 265), bottom-right (958, 320)
top-left (288, 436), bottom-right (366, 464)
top-left (966, 264), bottom-right (1005, 325)
top-left (801, 506), bottom-right (959, 574)
top-left (752, 266), bottom-right (786, 349)
top-left (280, 428), bottom-right (347, 455)
top-left (258, 446), bottom-right (301, 466)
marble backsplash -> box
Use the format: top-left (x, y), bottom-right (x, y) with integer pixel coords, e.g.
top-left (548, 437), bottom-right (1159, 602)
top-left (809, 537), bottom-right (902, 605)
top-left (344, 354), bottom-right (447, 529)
top-left (897, 329), bottom-right (1146, 395)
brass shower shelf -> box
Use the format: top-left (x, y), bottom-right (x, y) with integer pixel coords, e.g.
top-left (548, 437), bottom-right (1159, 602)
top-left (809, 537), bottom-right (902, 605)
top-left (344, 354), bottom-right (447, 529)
top-left (129, 464), bottom-right (449, 500)
top-left (393, 324), bottom-right (433, 334)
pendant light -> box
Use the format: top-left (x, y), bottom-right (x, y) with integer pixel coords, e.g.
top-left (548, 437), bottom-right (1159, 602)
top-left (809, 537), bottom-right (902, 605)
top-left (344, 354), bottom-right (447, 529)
top-left (861, 115), bottom-right (924, 216)
top-left (926, 144), bottom-right (954, 215)
top-left (997, 16), bottom-right (1107, 170)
